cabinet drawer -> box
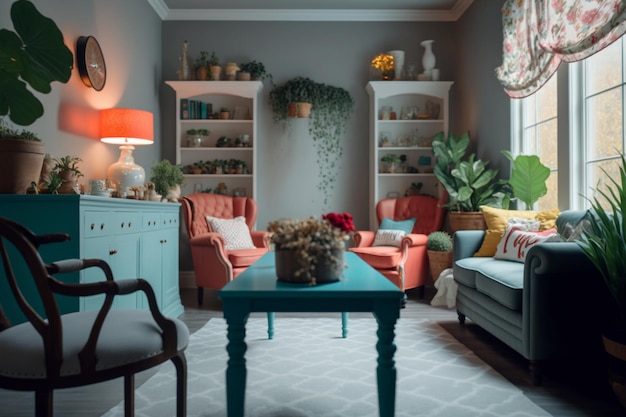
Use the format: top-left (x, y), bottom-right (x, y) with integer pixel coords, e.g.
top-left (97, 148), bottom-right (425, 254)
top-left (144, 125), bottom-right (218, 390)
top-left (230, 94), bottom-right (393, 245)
top-left (112, 212), bottom-right (142, 235)
top-left (84, 211), bottom-right (111, 238)
top-left (142, 213), bottom-right (162, 232)
top-left (161, 212), bottom-right (179, 230)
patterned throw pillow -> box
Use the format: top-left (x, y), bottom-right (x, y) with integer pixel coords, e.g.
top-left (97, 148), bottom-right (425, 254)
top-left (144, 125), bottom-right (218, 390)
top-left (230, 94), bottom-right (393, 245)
top-left (494, 225), bottom-right (561, 263)
top-left (205, 216), bottom-right (256, 250)
top-left (373, 229), bottom-right (406, 247)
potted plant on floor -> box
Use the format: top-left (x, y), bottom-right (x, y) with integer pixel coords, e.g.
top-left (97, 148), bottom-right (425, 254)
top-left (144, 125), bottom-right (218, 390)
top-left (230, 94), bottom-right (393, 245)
top-left (577, 153), bottom-right (626, 408)
top-left (426, 231), bottom-right (453, 282)
top-left (432, 131), bottom-right (509, 232)
top-left (0, 0), bottom-right (73, 194)
top-left (501, 150), bottom-right (550, 210)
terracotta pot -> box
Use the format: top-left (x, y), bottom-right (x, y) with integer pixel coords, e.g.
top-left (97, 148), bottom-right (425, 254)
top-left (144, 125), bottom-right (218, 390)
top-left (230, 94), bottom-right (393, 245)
top-left (210, 66), bottom-right (221, 81)
top-left (57, 170), bottom-right (78, 194)
top-left (237, 72), bottom-right (251, 81)
top-left (603, 334), bottom-right (626, 409)
top-left (0, 139), bottom-right (45, 194)
top-left (448, 211), bottom-right (486, 234)
top-left (288, 102), bottom-right (312, 118)
top-left (196, 66), bottom-right (208, 81)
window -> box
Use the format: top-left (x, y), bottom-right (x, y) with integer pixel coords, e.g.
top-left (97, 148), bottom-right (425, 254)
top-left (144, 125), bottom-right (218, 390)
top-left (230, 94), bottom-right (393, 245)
top-left (512, 37), bottom-right (626, 211)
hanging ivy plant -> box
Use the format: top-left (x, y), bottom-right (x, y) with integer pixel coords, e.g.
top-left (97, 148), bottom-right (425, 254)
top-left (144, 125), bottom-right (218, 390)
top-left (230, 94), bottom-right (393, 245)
top-left (269, 77), bottom-right (354, 206)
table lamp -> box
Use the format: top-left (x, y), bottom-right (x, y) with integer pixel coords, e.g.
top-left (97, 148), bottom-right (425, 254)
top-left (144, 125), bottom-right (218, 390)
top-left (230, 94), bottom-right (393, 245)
top-left (100, 108), bottom-right (153, 197)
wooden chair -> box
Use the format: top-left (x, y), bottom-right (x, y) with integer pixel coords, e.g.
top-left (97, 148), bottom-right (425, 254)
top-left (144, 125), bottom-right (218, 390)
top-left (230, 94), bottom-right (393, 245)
top-left (180, 193), bottom-right (270, 304)
top-left (0, 217), bottom-right (188, 417)
top-left (350, 194), bottom-right (446, 297)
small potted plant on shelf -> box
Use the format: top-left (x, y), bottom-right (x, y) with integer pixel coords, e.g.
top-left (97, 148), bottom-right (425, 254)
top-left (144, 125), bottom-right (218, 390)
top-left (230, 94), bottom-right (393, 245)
top-left (238, 60), bottom-right (272, 82)
top-left (426, 231), bottom-right (453, 282)
top-left (208, 52), bottom-right (221, 80)
top-left (219, 107), bottom-right (230, 120)
top-left (381, 153), bottom-right (401, 173)
top-left (186, 128), bottom-right (210, 147)
top-left (150, 159), bottom-right (185, 202)
top-left (194, 51), bottom-right (210, 80)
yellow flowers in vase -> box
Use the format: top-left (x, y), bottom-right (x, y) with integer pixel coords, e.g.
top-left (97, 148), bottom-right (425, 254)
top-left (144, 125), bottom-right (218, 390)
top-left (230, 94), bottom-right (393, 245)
top-left (371, 53), bottom-right (395, 80)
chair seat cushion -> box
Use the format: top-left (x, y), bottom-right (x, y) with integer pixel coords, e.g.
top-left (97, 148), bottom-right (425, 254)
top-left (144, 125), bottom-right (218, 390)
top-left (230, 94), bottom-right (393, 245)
top-left (228, 247), bottom-right (268, 268)
top-left (350, 246), bottom-right (402, 269)
top-left (0, 310), bottom-right (189, 380)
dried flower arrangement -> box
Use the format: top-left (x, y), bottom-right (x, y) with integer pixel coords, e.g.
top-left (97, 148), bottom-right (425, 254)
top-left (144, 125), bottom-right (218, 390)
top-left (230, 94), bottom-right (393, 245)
top-left (371, 53), bottom-right (395, 79)
top-left (268, 212), bottom-right (354, 284)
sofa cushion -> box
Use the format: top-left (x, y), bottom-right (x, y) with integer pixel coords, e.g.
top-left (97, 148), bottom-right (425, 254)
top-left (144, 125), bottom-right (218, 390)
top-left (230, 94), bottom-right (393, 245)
top-left (455, 257), bottom-right (525, 311)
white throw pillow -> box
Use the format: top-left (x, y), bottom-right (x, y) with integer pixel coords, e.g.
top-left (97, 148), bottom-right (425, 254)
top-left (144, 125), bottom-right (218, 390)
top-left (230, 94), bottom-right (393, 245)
top-left (507, 217), bottom-right (541, 232)
top-left (494, 225), bottom-right (561, 263)
top-left (372, 229), bottom-right (406, 248)
top-left (206, 216), bottom-right (256, 250)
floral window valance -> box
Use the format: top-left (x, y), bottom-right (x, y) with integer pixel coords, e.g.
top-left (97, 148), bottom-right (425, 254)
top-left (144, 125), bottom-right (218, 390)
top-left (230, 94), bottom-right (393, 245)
top-left (496, 0), bottom-right (626, 98)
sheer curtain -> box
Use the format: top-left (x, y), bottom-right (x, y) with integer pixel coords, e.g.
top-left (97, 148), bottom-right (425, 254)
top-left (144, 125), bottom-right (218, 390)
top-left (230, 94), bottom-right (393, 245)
top-left (496, 0), bottom-right (626, 98)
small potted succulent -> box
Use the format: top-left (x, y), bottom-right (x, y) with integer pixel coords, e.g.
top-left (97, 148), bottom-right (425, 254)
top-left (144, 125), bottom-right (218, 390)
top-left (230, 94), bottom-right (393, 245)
top-left (381, 153), bottom-right (401, 173)
top-left (195, 51), bottom-right (210, 80)
top-left (426, 231), bottom-right (453, 282)
top-left (52, 155), bottom-right (83, 194)
top-left (208, 52), bottom-right (221, 80)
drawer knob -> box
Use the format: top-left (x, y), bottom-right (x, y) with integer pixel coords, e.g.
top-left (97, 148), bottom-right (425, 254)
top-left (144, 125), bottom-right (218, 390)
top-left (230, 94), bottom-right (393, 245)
top-left (109, 249), bottom-right (118, 255)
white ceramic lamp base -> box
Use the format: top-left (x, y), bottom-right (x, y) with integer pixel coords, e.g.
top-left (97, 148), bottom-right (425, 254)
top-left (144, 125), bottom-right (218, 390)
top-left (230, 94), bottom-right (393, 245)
top-left (107, 145), bottom-right (145, 198)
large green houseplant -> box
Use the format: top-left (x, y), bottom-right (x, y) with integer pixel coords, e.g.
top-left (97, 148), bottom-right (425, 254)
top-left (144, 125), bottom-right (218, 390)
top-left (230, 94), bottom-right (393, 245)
top-left (577, 153), bottom-right (626, 407)
top-left (432, 131), bottom-right (508, 231)
top-left (502, 150), bottom-right (550, 209)
top-left (269, 77), bottom-right (354, 206)
top-left (0, 0), bottom-right (73, 194)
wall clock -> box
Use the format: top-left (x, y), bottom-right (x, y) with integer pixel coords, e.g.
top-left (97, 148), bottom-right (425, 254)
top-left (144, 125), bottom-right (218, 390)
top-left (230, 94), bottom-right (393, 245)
top-left (76, 35), bottom-right (106, 91)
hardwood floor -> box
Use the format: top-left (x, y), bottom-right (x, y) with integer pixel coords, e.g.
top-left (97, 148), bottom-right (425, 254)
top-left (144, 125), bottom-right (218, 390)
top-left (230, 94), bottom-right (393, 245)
top-left (1, 287), bottom-right (624, 416)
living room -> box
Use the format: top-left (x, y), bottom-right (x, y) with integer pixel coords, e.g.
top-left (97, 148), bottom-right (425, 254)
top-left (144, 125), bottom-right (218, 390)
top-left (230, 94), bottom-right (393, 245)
top-left (3, 0), bottom-right (625, 416)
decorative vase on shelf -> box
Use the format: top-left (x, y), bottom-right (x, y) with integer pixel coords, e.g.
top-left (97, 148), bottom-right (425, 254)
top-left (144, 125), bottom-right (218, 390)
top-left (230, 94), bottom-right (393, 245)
top-left (388, 50), bottom-right (405, 80)
top-left (420, 40), bottom-right (436, 76)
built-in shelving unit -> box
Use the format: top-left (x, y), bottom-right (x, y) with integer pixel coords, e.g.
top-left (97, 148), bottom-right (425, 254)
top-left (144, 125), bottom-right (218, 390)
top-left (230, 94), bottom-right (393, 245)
top-left (366, 81), bottom-right (453, 229)
top-left (165, 81), bottom-right (262, 198)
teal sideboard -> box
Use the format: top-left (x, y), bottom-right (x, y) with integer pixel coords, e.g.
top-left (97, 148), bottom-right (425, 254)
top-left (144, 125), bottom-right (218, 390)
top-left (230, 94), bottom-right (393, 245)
top-left (0, 195), bottom-right (184, 325)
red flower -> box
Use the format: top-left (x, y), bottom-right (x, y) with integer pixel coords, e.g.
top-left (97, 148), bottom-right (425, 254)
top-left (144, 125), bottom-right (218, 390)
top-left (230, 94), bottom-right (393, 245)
top-left (323, 212), bottom-right (355, 234)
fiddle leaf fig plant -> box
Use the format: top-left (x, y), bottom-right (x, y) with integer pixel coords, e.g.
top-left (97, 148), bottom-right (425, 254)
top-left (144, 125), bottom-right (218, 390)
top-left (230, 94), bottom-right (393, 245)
top-left (432, 131), bottom-right (509, 212)
top-left (502, 150), bottom-right (550, 209)
top-left (0, 0), bottom-right (73, 126)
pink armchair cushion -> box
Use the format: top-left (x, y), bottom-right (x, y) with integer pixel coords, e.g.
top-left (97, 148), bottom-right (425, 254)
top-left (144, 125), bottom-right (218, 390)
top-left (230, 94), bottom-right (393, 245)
top-left (350, 246), bottom-right (402, 269)
top-left (228, 248), bottom-right (269, 268)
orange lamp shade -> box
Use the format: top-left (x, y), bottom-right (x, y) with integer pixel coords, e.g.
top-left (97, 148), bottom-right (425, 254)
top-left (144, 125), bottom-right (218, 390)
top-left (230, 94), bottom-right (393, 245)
top-left (100, 108), bottom-right (154, 145)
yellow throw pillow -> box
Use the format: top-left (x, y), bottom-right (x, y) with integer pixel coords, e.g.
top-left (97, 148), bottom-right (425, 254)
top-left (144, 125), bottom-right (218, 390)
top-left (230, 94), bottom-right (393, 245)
top-left (536, 208), bottom-right (561, 230)
top-left (474, 206), bottom-right (537, 257)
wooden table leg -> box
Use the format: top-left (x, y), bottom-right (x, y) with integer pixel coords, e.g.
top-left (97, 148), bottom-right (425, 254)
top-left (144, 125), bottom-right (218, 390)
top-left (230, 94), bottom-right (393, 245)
top-left (374, 310), bottom-right (398, 417)
top-left (225, 314), bottom-right (248, 417)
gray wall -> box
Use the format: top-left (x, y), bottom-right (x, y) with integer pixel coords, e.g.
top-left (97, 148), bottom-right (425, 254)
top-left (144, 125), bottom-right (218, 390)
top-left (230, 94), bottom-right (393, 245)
top-left (0, 0), bottom-right (162, 184)
top-left (455, 0), bottom-right (511, 173)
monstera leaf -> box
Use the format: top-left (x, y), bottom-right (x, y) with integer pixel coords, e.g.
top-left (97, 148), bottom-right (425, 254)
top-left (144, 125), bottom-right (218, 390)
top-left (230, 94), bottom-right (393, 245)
top-left (0, 0), bottom-right (73, 126)
top-left (503, 151), bottom-right (550, 209)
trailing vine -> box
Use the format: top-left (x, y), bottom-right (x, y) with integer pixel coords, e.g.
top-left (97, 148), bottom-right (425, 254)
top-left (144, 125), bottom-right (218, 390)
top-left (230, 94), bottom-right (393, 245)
top-left (269, 77), bottom-right (354, 206)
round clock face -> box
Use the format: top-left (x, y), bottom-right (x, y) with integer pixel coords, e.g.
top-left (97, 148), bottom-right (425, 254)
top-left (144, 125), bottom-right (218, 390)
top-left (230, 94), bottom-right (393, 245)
top-left (76, 36), bottom-right (106, 91)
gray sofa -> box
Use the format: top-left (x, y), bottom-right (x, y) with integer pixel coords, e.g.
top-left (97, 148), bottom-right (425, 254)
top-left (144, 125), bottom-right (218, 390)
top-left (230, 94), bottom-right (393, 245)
top-left (452, 210), bottom-right (608, 384)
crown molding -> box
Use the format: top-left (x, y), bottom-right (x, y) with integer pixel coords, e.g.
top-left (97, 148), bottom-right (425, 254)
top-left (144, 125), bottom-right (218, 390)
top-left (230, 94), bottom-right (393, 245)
top-left (147, 0), bottom-right (473, 22)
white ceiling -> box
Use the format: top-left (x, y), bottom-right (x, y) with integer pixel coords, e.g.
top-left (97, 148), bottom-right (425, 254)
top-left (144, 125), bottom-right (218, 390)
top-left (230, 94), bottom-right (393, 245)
top-left (148, 0), bottom-right (474, 21)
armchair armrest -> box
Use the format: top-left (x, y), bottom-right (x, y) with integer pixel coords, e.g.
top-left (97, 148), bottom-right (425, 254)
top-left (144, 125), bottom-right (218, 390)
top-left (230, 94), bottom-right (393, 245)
top-left (46, 259), bottom-right (179, 370)
top-left (251, 230), bottom-right (271, 249)
top-left (353, 230), bottom-right (375, 247)
top-left (402, 233), bottom-right (427, 247)
top-left (453, 230), bottom-right (486, 261)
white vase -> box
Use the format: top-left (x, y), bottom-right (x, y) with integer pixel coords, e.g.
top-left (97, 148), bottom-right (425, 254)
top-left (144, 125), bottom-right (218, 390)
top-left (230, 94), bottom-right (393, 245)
top-left (420, 40), bottom-right (436, 75)
top-left (388, 50), bottom-right (405, 80)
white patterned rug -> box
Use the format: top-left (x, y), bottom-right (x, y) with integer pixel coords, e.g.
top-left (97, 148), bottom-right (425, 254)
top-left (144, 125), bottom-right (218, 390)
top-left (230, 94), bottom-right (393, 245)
top-left (102, 318), bottom-right (549, 417)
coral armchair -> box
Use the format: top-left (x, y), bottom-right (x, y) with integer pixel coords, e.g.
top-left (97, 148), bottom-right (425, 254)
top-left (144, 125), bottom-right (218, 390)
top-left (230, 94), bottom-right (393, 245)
top-left (180, 193), bottom-right (270, 304)
top-left (349, 194), bottom-right (446, 297)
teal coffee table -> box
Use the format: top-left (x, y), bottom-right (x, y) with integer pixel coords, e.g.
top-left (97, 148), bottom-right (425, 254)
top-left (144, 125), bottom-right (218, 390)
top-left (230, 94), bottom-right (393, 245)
top-left (218, 251), bottom-right (404, 417)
